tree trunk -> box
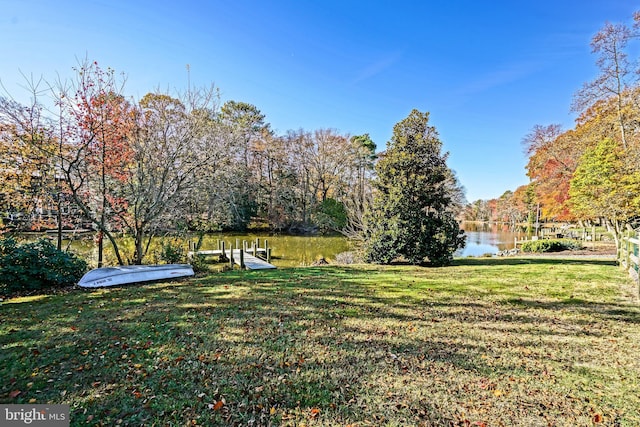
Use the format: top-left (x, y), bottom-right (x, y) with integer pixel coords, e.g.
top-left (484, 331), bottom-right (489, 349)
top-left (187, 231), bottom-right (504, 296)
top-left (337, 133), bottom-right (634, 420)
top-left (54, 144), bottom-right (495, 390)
top-left (97, 231), bottom-right (104, 268)
top-left (56, 194), bottom-right (62, 251)
top-left (605, 218), bottom-right (622, 259)
top-left (104, 231), bottom-right (125, 265)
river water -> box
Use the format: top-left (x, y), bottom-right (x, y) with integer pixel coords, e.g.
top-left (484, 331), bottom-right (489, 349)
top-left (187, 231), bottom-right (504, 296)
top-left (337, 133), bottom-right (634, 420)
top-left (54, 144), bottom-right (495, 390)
top-left (457, 222), bottom-right (523, 257)
top-left (39, 222), bottom-right (521, 267)
top-left (54, 232), bottom-right (351, 268)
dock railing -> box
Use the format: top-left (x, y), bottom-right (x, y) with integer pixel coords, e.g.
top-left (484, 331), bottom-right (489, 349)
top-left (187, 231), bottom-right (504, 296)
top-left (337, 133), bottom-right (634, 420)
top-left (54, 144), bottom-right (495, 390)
top-left (188, 238), bottom-right (274, 270)
top-left (514, 227), bottom-right (602, 249)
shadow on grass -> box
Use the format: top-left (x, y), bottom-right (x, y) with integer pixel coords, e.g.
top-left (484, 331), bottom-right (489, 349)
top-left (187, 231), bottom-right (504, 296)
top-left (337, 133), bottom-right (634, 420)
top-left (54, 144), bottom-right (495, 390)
top-left (2, 261), bottom-right (639, 425)
top-left (505, 297), bottom-right (640, 323)
top-left (453, 257), bottom-right (617, 267)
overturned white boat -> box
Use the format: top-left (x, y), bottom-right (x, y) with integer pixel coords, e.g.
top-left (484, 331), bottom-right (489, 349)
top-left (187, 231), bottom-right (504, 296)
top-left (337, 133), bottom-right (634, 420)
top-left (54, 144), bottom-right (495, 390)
top-left (78, 264), bottom-right (194, 288)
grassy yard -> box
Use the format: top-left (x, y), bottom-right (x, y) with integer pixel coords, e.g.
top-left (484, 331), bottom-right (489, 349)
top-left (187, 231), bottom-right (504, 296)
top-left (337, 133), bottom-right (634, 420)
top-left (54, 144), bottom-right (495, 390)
top-left (1, 257), bottom-right (639, 426)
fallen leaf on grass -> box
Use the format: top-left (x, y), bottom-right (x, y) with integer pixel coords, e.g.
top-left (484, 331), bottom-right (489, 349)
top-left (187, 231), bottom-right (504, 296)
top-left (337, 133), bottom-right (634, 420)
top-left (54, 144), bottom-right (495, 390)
top-left (9, 390), bottom-right (21, 398)
top-left (209, 400), bottom-right (224, 411)
top-left (593, 414), bottom-right (603, 423)
top-left (310, 407), bottom-right (320, 418)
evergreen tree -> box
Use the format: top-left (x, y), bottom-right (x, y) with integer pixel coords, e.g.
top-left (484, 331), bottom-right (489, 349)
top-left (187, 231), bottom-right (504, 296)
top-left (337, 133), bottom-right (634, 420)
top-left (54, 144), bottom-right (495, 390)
top-left (363, 109), bottom-right (465, 266)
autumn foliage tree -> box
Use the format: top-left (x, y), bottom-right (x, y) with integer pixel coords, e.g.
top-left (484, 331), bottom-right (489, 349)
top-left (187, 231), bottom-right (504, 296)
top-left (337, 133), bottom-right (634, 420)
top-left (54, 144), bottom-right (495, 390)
top-left (0, 90), bottom-right (64, 238)
top-left (523, 124), bottom-right (581, 221)
top-left (0, 122), bottom-right (56, 230)
top-left (572, 16), bottom-right (639, 148)
top-left (569, 138), bottom-right (640, 246)
top-left (517, 11), bottom-right (640, 255)
top-left (53, 61), bottom-right (135, 266)
top-left (118, 90), bottom-right (225, 264)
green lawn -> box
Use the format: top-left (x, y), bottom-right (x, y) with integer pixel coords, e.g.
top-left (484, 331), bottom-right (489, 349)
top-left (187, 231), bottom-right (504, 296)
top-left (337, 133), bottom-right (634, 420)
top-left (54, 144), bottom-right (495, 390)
top-left (2, 258), bottom-right (639, 426)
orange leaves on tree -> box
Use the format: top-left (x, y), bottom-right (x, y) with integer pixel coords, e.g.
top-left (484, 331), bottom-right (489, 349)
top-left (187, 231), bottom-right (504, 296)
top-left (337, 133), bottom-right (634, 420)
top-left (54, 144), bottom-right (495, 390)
top-left (524, 124), bottom-right (581, 221)
top-left (75, 90), bottom-right (136, 183)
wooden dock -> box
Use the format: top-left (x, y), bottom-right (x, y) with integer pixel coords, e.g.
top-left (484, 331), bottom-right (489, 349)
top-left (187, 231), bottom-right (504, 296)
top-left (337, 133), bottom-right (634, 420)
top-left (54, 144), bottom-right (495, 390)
top-left (229, 249), bottom-right (276, 270)
top-left (514, 227), bottom-right (601, 248)
top-left (188, 239), bottom-right (276, 270)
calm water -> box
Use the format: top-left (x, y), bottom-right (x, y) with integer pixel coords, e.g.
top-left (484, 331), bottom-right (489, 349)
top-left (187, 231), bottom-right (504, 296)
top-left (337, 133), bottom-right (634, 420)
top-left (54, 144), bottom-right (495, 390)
top-left (197, 233), bottom-right (351, 267)
top-left (32, 222), bottom-right (522, 266)
top-left (51, 232), bottom-right (351, 268)
top-left (458, 222), bottom-right (523, 257)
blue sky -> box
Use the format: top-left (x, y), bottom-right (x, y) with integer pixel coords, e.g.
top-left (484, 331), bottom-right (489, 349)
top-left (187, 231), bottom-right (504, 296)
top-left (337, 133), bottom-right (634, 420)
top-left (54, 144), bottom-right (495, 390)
top-left (1, 0), bottom-right (635, 201)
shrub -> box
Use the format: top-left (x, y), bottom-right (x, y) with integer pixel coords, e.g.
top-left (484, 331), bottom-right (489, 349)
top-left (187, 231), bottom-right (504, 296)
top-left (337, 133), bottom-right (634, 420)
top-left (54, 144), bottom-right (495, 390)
top-left (313, 198), bottom-right (348, 233)
top-left (189, 254), bottom-right (209, 274)
top-left (335, 251), bottom-right (361, 265)
top-left (520, 239), bottom-right (583, 253)
top-left (559, 239), bottom-right (584, 250)
top-left (158, 239), bottom-right (186, 264)
top-left (0, 237), bottom-right (87, 295)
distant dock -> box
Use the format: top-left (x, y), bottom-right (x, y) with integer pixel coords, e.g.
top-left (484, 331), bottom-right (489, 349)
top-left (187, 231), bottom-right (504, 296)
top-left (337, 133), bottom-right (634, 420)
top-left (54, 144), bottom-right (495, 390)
top-left (514, 227), bottom-right (602, 248)
top-left (188, 238), bottom-right (276, 270)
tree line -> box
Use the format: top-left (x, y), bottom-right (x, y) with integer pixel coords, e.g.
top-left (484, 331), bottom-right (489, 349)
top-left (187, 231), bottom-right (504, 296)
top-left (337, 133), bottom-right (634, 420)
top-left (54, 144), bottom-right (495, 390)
top-left (0, 61), bottom-right (378, 265)
top-left (1, 61), bottom-right (465, 266)
top-left (462, 11), bottom-right (640, 249)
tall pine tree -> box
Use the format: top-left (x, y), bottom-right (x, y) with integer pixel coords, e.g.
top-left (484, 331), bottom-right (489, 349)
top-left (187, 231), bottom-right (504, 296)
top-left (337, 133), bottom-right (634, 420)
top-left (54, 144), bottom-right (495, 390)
top-left (363, 109), bottom-right (465, 266)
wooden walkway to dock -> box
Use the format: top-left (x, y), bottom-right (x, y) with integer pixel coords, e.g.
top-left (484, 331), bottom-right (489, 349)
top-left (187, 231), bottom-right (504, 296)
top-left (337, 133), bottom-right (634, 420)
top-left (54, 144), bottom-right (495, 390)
top-left (189, 249), bottom-right (276, 270)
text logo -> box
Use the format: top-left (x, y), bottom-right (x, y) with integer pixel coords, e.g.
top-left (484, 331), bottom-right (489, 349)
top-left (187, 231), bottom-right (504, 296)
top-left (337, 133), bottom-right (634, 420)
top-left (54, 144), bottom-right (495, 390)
top-left (1, 405), bottom-right (69, 426)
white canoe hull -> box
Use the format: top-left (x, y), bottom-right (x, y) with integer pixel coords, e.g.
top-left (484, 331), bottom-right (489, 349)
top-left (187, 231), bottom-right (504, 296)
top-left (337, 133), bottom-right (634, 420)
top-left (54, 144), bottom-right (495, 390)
top-left (78, 264), bottom-right (194, 288)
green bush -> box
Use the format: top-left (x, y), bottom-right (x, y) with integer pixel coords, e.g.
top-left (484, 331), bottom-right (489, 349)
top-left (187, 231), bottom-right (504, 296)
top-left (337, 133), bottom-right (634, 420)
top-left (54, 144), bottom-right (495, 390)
top-left (558, 239), bottom-right (584, 250)
top-left (189, 254), bottom-right (209, 274)
top-left (520, 239), bottom-right (583, 253)
top-left (313, 198), bottom-right (348, 233)
top-left (0, 237), bottom-right (87, 295)
top-left (158, 239), bottom-right (186, 264)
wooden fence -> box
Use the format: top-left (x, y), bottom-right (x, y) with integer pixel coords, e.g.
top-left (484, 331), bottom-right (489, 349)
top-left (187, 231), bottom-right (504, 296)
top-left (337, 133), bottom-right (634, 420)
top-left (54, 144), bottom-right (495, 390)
top-left (618, 236), bottom-right (640, 283)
